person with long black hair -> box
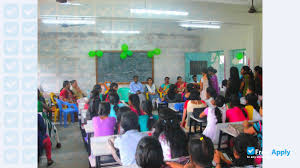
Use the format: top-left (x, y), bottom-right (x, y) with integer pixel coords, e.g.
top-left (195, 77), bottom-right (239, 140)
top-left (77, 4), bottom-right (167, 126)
top-left (254, 66), bottom-right (262, 96)
top-left (208, 66), bottom-right (220, 95)
top-left (225, 67), bottom-right (241, 102)
top-left (108, 92), bottom-right (125, 120)
top-left (59, 80), bottom-right (75, 103)
top-left (240, 66), bottom-right (255, 97)
top-left (162, 84), bottom-right (182, 103)
top-left (104, 82), bottom-right (118, 102)
top-left (153, 108), bottom-right (188, 160)
top-left (87, 84), bottom-right (102, 120)
top-left (226, 95), bottom-right (249, 122)
top-left (140, 100), bottom-right (156, 132)
top-left (129, 94), bottom-right (145, 116)
top-left (244, 93), bottom-right (262, 121)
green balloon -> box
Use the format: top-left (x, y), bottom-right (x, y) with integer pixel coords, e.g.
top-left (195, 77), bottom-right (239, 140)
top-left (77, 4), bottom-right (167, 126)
top-left (236, 52), bottom-right (244, 60)
top-left (121, 44), bottom-right (128, 51)
top-left (154, 48), bottom-right (161, 55)
top-left (127, 50), bottom-right (133, 56)
top-left (120, 52), bottom-right (127, 60)
top-left (88, 51), bottom-right (96, 57)
top-left (147, 51), bottom-right (154, 58)
top-left (96, 50), bottom-right (103, 57)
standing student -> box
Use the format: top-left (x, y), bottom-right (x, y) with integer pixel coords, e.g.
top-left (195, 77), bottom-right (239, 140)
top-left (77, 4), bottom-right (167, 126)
top-left (108, 112), bottom-right (146, 166)
top-left (225, 67), bottom-right (241, 102)
top-left (130, 75), bottom-right (146, 104)
top-left (254, 66), bottom-right (262, 96)
top-left (136, 136), bottom-right (166, 168)
top-left (70, 80), bottom-right (86, 99)
top-left (153, 109), bottom-right (188, 160)
top-left (108, 92), bottom-right (125, 120)
top-left (200, 68), bottom-right (210, 101)
top-left (87, 84), bottom-right (102, 120)
top-left (226, 95), bottom-right (249, 122)
top-left (92, 102), bottom-right (116, 137)
top-left (129, 94), bottom-right (145, 116)
top-left (175, 76), bottom-right (187, 94)
top-left (160, 77), bottom-right (171, 96)
top-left (208, 67), bottom-right (220, 95)
top-left (240, 66), bottom-right (254, 97)
top-left (145, 77), bottom-right (160, 108)
top-left (166, 135), bottom-right (215, 168)
top-left (59, 80), bottom-right (75, 103)
top-left (199, 95), bottom-right (226, 144)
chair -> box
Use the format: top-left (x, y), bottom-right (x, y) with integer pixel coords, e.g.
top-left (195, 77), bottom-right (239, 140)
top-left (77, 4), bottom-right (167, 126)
top-left (117, 88), bottom-right (130, 102)
top-left (49, 93), bottom-right (60, 123)
top-left (55, 98), bottom-right (78, 128)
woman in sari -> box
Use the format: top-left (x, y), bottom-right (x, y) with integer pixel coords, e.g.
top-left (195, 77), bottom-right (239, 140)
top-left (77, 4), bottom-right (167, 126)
top-left (159, 77), bottom-right (171, 97)
top-left (70, 80), bottom-right (86, 100)
top-left (240, 66), bottom-right (254, 97)
top-left (175, 76), bottom-right (187, 94)
top-left (59, 81), bottom-right (76, 103)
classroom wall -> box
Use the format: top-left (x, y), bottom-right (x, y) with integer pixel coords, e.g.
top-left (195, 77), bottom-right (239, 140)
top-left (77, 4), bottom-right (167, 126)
top-left (38, 32), bottom-right (200, 93)
top-left (199, 22), bottom-right (262, 78)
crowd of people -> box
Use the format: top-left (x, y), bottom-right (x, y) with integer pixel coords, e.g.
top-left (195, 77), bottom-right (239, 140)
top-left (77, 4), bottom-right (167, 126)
top-left (38, 65), bottom-right (263, 168)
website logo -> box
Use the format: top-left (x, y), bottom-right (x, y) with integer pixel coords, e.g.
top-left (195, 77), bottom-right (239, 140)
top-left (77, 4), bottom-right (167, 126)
top-left (247, 147), bottom-right (255, 155)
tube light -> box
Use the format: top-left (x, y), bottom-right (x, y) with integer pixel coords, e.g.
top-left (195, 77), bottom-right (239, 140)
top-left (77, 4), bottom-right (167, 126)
top-left (101, 30), bottom-right (140, 34)
top-left (130, 9), bottom-right (188, 16)
top-left (179, 23), bottom-right (221, 29)
top-left (42, 19), bottom-right (95, 25)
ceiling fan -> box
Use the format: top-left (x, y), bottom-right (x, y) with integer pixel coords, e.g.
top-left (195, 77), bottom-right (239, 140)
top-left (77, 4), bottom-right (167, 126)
top-left (56, 0), bottom-right (84, 6)
top-left (248, 0), bottom-right (262, 13)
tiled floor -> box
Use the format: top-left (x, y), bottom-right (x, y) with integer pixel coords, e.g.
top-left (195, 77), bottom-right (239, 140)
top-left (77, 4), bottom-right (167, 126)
top-left (38, 123), bottom-right (89, 168)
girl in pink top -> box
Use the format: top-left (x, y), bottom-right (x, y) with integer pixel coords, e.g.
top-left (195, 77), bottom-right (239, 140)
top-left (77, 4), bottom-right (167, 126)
top-left (92, 102), bottom-right (116, 137)
top-left (226, 95), bottom-right (249, 122)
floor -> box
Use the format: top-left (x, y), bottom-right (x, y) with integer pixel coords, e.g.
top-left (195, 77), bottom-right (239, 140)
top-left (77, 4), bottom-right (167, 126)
top-left (38, 122), bottom-right (89, 168)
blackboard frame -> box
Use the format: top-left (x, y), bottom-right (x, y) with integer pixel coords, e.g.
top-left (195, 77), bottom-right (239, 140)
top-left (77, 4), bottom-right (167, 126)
top-left (95, 50), bottom-right (154, 84)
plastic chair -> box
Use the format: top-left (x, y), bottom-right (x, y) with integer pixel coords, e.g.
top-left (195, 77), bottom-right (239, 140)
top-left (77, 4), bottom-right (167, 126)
top-left (55, 98), bottom-right (78, 128)
top-left (49, 93), bottom-right (60, 123)
top-left (117, 88), bottom-right (130, 102)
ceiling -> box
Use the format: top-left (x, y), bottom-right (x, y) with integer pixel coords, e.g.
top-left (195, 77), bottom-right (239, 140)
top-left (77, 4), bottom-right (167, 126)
top-left (38, 0), bottom-right (262, 35)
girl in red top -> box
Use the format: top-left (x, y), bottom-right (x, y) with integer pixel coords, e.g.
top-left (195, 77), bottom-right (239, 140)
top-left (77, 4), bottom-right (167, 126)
top-left (175, 76), bottom-right (187, 94)
top-left (59, 81), bottom-right (75, 103)
top-left (128, 94), bottom-right (145, 116)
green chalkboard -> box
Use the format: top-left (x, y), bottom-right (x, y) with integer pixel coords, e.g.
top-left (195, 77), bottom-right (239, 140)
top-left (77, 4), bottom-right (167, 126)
top-left (96, 51), bottom-right (153, 83)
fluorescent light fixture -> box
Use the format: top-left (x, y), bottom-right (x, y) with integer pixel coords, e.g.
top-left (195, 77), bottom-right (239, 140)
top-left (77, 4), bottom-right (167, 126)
top-left (42, 19), bottom-right (95, 25)
top-left (101, 30), bottom-right (140, 34)
top-left (60, 2), bottom-right (82, 6)
top-left (130, 9), bottom-right (188, 16)
top-left (179, 23), bottom-right (221, 29)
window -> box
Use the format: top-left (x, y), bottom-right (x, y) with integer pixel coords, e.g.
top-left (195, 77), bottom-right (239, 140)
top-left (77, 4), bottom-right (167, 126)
top-left (219, 55), bottom-right (225, 64)
top-left (190, 61), bottom-right (207, 75)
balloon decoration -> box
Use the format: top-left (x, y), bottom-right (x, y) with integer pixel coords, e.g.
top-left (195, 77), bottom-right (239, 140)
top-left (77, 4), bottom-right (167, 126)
top-left (236, 52), bottom-right (244, 60)
top-left (120, 52), bottom-right (127, 60)
top-left (154, 48), bottom-right (161, 55)
top-left (127, 50), bottom-right (133, 56)
top-left (88, 51), bottom-right (96, 57)
top-left (121, 44), bottom-right (128, 51)
top-left (147, 51), bottom-right (154, 58)
top-left (96, 50), bottom-right (103, 57)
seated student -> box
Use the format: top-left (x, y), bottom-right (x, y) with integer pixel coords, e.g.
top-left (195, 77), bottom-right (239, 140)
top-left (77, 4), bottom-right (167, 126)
top-left (192, 75), bottom-right (199, 84)
top-left (108, 112), bottom-right (146, 166)
top-left (108, 92), bottom-right (125, 120)
top-left (182, 83), bottom-right (194, 102)
top-left (92, 102), bottom-right (116, 137)
top-left (145, 77), bottom-right (160, 108)
top-left (153, 109), bottom-right (188, 160)
top-left (115, 106), bottom-right (132, 134)
top-left (244, 93), bottom-right (262, 120)
top-left (87, 84), bottom-right (102, 120)
top-left (175, 76), bottom-right (187, 94)
top-left (240, 83), bottom-right (255, 105)
top-left (162, 84), bottom-right (182, 103)
top-left (70, 80), bottom-right (86, 99)
top-left (130, 75), bottom-right (146, 104)
top-left (199, 95), bottom-right (226, 144)
top-left (59, 80), bottom-right (76, 103)
top-left (181, 89), bottom-right (207, 128)
top-left (139, 100), bottom-right (156, 132)
top-left (135, 136), bottom-right (166, 168)
top-left (160, 77), bottom-right (171, 96)
top-left (38, 113), bottom-right (54, 167)
top-left (166, 135), bottom-right (215, 168)
top-left (226, 95), bottom-right (249, 122)
top-left (214, 133), bottom-right (258, 168)
top-left (104, 82), bottom-right (118, 102)
top-left (129, 94), bottom-right (146, 116)
top-left (204, 87), bottom-right (217, 107)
